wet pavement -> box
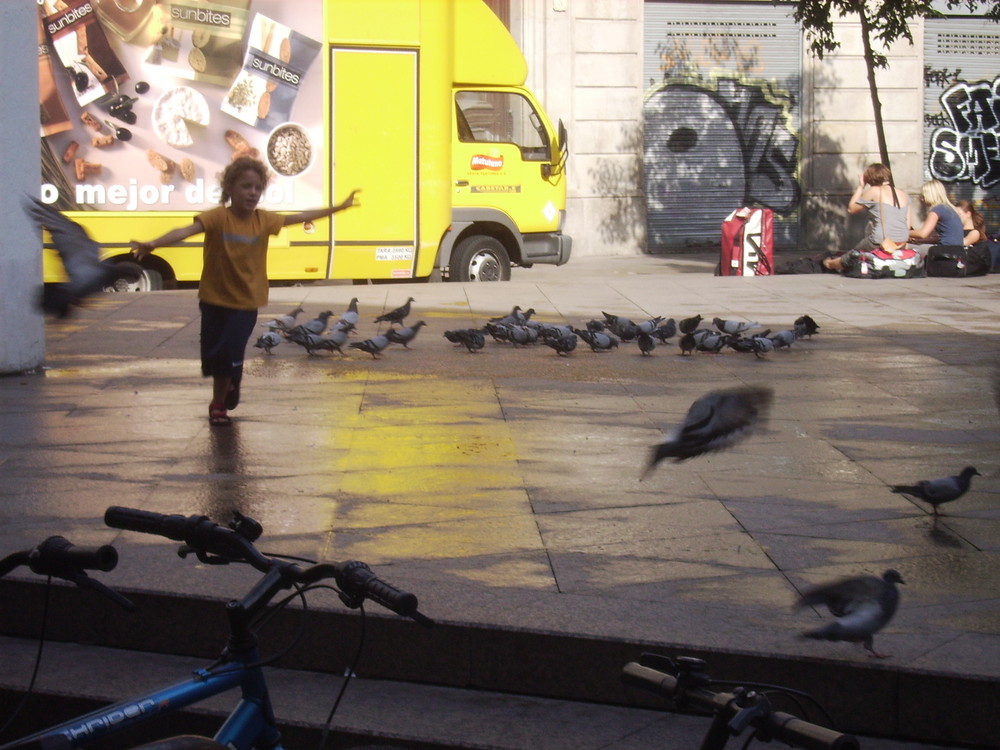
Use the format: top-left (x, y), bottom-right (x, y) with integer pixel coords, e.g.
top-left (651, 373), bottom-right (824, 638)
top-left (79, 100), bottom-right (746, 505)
top-left (1, 254), bottom-right (999, 748)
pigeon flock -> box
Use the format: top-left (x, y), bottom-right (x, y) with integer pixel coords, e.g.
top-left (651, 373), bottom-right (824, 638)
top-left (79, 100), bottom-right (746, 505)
top-left (253, 298), bottom-right (426, 360)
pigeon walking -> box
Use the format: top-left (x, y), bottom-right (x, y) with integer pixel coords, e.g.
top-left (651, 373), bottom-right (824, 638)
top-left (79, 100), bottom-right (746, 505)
top-left (678, 314), bottom-right (703, 334)
top-left (794, 314), bottom-right (820, 338)
top-left (288, 310), bottom-right (333, 338)
top-left (375, 297), bottom-right (414, 325)
top-left (636, 331), bottom-right (656, 356)
top-left (386, 321), bottom-right (427, 348)
top-left (890, 466), bottom-right (980, 515)
top-left (796, 569), bottom-right (905, 658)
top-left (650, 318), bottom-right (677, 343)
top-left (254, 331), bottom-right (282, 354)
top-left (643, 386), bottom-right (773, 474)
top-left (337, 297), bottom-right (360, 330)
top-left (713, 317), bottom-right (759, 335)
top-left (25, 196), bottom-right (141, 317)
top-left (541, 333), bottom-right (578, 356)
top-left (444, 328), bottom-right (486, 352)
top-left (260, 306), bottom-right (304, 332)
top-left (574, 328), bottom-right (618, 352)
top-left (350, 334), bottom-right (391, 359)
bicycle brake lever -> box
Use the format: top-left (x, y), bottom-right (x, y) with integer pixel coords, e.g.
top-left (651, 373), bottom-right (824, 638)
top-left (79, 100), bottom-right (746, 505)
top-left (728, 690), bottom-right (772, 735)
top-left (68, 571), bottom-right (135, 612)
top-left (178, 545), bottom-right (233, 566)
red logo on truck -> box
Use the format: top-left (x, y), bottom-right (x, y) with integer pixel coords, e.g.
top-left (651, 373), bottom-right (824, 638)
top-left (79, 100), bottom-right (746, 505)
top-left (471, 154), bottom-right (503, 171)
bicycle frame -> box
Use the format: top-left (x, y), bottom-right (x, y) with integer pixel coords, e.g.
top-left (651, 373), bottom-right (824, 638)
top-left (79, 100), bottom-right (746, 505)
top-left (3, 641), bottom-right (284, 750)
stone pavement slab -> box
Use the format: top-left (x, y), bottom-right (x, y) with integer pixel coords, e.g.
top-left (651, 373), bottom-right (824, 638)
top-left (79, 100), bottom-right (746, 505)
top-left (1, 254), bottom-right (999, 747)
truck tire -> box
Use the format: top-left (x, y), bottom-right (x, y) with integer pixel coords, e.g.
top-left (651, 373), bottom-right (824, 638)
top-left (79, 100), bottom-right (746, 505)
top-left (450, 236), bottom-right (511, 282)
top-left (103, 261), bottom-right (163, 293)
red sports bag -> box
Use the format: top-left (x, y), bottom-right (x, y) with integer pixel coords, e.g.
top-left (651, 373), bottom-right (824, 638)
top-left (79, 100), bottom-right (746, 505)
top-left (718, 207), bottom-right (774, 276)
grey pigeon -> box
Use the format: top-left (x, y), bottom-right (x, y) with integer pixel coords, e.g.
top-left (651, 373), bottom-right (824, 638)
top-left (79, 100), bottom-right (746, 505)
top-left (713, 317), bottom-right (759, 335)
top-left (386, 320), bottom-right (427, 348)
top-left (288, 311), bottom-right (333, 338)
top-left (260, 306), bottom-right (304, 332)
top-left (636, 316), bottom-right (665, 334)
top-left (650, 318), bottom-right (677, 343)
top-left (636, 331), bottom-right (656, 356)
top-left (254, 331), bottom-right (282, 354)
top-left (574, 328), bottom-right (618, 352)
top-left (643, 386), bottom-right (773, 474)
top-left (890, 466), bottom-right (980, 515)
top-left (769, 329), bottom-right (798, 349)
top-left (797, 569), bottom-right (905, 658)
top-left (288, 329), bottom-right (344, 355)
top-left (25, 196), bottom-right (141, 317)
top-left (337, 297), bottom-right (360, 330)
top-left (794, 314), bottom-right (820, 338)
top-left (350, 334), bottom-right (391, 358)
top-left (490, 306), bottom-right (534, 326)
top-left (375, 297), bottom-right (414, 325)
top-left (541, 333), bottom-right (578, 356)
top-left (444, 328), bottom-right (486, 352)
top-left (678, 332), bottom-right (697, 356)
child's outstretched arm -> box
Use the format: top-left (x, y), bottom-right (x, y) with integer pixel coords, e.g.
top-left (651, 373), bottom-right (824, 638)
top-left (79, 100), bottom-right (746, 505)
top-left (131, 220), bottom-right (205, 260)
top-left (282, 189), bottom-right (361, 226)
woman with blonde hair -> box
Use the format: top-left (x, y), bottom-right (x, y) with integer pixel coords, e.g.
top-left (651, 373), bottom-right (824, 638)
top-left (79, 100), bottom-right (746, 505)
top-left (909, 179), bottom-right (964, 247)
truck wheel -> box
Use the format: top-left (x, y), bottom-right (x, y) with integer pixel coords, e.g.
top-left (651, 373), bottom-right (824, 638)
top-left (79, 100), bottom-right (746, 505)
top-left (103, 261), bottom-right (163, 293)
top-left (450, 236), bottom-right (511, 282)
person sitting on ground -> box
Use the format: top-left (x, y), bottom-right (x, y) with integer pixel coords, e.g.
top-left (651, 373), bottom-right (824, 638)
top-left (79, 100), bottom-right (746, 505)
top-left (954, 199), bottom-right (987, 245)
top-left (823, 163), bottom-right (911, 271)
top-left (908, 179), bottom-right (964, 249)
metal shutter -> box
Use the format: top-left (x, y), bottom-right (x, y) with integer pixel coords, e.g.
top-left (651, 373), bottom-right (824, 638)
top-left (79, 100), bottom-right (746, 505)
top-left (923, 16), bottom-right (1000, 233)
top-left (643, 1), bottom-right (801, 252)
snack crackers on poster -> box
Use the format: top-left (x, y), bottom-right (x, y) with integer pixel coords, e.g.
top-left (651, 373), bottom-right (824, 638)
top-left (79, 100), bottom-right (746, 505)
top-left (38, 9), bottom-right (72, 137)
top-left (40, 0), bottom-right (129, 108)
top-left (147, 0), bottom-right (250, 87)
top-left (221, 14), bottom-right (322, 131)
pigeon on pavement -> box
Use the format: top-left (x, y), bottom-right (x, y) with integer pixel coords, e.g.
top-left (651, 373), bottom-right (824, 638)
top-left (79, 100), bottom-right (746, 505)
top-left (636, 331), bottom-right (656, 356)
top-left (541, 333), bottom-right (578, 356)
top-left (25, 196), bottom-right (141, 317)
top-left (444, 328), bottom-right (486, 352)
top-left (375, 297), bottom-right (414, 325)
top-left (678, 314), bottom-right (703, 334)
top-left (386, 321), bottom-right (427, 348)
top-left (288, 311), bottom-right (333, 338)
top-left (643, 386), bottom-right (773, 474)
top-left (260, 306), bottom-right (304, 332)
top-left (796, 569), bottom-right (905, 658)
top-left (650, 318), bottom-right (677, 343)
top-left (794, 314), bottom-right (820, 338)
top-left (350, 334), bottom-right (391, 358)
top-left (890, 466), bottom-right (980, 515)
top-left (574, 328), bottom-right (619, 352)
top-left (337, 298), bottom-right (360, 331)
top-left (254, 331), bottom-right (282, 354)
top-left (713, 317), bottom-right (759, 335)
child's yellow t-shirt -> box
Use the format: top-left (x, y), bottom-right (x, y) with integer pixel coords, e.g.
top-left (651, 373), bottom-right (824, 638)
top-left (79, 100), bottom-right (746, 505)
top-left (197, 206), bottom-right (285, 310)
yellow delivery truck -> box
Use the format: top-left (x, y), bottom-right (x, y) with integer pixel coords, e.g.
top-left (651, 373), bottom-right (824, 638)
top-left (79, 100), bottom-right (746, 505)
top-left (38, 0), bottom-right (570, 288)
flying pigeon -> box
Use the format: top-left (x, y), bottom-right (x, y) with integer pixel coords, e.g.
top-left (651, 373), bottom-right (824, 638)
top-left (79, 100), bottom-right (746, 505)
top-left (254, 331), bottom-right (282, 354)
top-left (375, 297), bottom-right (415, 325)
top-left (350, 334), bottom-right (391, 359)
top-left (24, 196), bottom-right (141, 317)
top-left (794, 314), bottom-right (820, 338)
top-left (713, 317), bottom-right (759, 335)
top-left (386, 320), bottom-right (427, 348)
top-left (796, 569), bottom-right (905, 658)
top-left (890, 466), bottom-right (980, 515)
top-left (444, 328), bottom-right (486, 352)
top-left (260, 306), bottom-right (304, 332)
top-left (678, 314), bottom-right (703, 334)
top-left (643, 386), bottom-right (773, 474)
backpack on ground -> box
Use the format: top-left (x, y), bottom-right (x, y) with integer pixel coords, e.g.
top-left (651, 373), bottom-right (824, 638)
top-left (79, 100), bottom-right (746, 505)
top-left (925, 245), bottom-right (992, 277)
top-left (717, 207), bottom-right (773, 276)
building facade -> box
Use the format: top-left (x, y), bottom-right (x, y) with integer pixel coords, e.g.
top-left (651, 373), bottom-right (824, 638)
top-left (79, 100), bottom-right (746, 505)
top-left (502, 0), bottom-right (1000, 258)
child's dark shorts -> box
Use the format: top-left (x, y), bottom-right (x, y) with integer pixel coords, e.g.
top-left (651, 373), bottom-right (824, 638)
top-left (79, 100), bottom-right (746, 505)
top-left (199, 301), bottom-right (257, 380)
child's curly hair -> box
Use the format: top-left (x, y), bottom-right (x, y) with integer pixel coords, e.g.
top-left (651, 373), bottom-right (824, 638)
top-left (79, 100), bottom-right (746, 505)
top-left (219, 156), bottom-right (270, 205)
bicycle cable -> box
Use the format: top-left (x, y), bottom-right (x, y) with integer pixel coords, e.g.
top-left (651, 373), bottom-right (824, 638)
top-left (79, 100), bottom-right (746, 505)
top-left (317, 600), bottom-right (367, 750)
top-left (708, 680), bottom-right (838, 728)
top-left (0, 576), bottom-right (53, 740)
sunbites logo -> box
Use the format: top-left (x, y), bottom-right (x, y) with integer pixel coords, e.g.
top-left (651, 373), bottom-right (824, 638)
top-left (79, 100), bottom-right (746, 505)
top-left (471, 154), bottom-right (503, 171)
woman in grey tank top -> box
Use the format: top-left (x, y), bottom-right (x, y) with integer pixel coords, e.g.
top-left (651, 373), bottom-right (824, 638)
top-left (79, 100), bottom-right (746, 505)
top-left (847, 163), bottom-right (912, 251)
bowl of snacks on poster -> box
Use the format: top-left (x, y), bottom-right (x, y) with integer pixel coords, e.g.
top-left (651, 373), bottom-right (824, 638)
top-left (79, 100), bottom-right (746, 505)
top-left (266, 122), bottom-right (313, 177)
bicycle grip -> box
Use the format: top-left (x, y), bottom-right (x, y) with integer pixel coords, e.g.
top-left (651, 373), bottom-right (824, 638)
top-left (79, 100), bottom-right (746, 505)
top-left (766, 713), bottom-right (859, 750)
top-left (104, 506), bottom-right (195, 542)
top-left (621, 661), bottom-right (679, 697)
top-left (336, 561), bottom-right (419, 617)
top-left (28, 536), bottom-right (119, 574)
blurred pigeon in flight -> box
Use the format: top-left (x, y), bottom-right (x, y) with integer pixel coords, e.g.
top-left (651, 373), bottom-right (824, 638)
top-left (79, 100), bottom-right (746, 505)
top-left (24, 196), bottom-right (141, 317)
top-left (890, 466), bottom-right (980, 516)
top-left (796, 569), bottom-right (905, 658)
top-left (643, 386), bottom-right (773, 475)
top-left (375, 297), bottom-right (414, 325)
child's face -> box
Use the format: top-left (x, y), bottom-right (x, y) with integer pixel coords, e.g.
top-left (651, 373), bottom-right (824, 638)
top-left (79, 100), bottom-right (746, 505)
top-left (230, 169), bottom-right (265, 214)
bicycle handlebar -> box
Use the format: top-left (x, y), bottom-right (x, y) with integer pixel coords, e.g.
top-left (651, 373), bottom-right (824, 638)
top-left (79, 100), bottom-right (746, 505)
top-left (104, 506), bottom-right (431, 625)
top-left (621, 660), bottom-right (859, 750)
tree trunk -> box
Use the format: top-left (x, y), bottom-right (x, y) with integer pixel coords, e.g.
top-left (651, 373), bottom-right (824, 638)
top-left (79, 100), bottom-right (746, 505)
top-left (857, 7), bottom-right (891, 169)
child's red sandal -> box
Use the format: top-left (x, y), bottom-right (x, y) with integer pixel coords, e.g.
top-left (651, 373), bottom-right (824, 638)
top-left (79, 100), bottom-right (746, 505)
top-left (209, 402), bottom-right (231, 426)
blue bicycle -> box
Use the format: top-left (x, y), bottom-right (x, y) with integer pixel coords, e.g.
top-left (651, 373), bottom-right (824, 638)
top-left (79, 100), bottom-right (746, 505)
top-left (0, 506), bottom-right (431, 750)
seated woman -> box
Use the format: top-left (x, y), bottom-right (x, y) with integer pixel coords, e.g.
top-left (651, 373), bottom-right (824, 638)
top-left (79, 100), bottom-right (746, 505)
top-left (824, 163), bottom-right (910, 271)
top-left (908, 179), bottom-right (964, 248)
top-left (955, 199), bottom-right (987, 245)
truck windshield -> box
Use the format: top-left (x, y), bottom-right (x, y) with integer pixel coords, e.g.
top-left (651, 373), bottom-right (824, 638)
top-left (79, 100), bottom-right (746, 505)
top-left (456, 90), bottom-right (551, 162)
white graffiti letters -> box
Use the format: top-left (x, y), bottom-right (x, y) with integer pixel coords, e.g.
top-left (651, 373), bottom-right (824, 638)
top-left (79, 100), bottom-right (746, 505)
top-left (930, 77), bottom-right (1000, 188)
